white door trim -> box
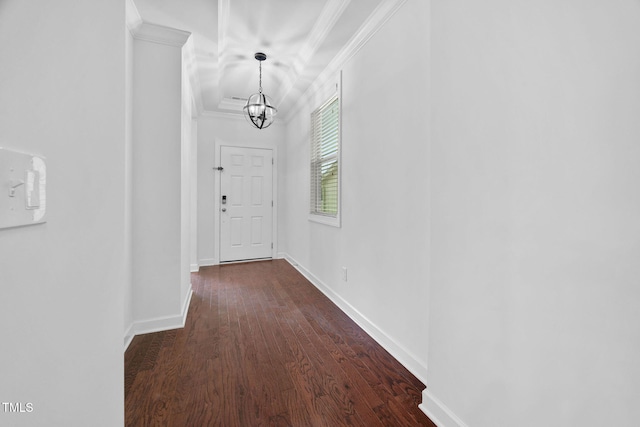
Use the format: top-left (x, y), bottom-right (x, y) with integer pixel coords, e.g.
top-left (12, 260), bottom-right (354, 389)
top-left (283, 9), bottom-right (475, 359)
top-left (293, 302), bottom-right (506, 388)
top-left (213, 139), bottom-right (278, 265)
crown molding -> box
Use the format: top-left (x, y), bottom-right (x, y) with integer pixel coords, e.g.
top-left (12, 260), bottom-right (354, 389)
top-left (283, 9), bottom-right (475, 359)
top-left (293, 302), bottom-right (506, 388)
top-left (127, 3), bottom-right (197, 109)
top-left (131, 21), bottom-right (191, 47)
top-left (217, 97), bottom-right (246, 112)
top-left (282, 0), bottom-right (407, 123)
top-left (199, 109), bottom-right (284, 128)
top-left (200, 110), bottom-right (245, 121)
top-left (332, 0), bottom-right (407, 67)
top-left (273, 0), bottom-right (351, 106)
top-left (125, 0), bottom-right (143, 34)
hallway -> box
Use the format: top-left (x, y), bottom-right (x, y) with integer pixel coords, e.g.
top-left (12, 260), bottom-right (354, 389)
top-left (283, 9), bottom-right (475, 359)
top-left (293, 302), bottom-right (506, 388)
top-left (125, 260), bottom-right (434, 426)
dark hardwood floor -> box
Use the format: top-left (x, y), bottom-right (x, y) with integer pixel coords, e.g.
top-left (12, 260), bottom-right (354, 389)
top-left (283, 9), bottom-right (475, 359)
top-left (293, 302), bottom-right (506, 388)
top-left (125, 259), bottom-right (435, 426)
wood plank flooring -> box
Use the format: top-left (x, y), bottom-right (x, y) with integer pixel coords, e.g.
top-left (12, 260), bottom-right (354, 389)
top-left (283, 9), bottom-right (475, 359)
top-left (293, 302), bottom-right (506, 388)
top-left (125, 259), bottom-right (435, 426)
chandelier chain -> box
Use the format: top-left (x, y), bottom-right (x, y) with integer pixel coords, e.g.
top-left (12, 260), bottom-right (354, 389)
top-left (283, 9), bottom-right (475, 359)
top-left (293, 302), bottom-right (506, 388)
top-left (259, 61), bottom-right (263, 94)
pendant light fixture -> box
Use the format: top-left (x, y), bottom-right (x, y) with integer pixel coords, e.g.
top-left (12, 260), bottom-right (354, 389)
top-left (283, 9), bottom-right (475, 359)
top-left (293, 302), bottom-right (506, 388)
top-left (243, 52), bottom-right (277, 129)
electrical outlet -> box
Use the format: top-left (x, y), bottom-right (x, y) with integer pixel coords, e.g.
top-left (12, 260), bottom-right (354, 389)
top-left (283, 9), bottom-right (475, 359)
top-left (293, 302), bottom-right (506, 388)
top-left (342, 267), bottom-right (348, 282)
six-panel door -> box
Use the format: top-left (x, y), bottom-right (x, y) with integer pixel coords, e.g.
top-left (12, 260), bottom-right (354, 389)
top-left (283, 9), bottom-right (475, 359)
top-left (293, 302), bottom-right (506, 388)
top-left (219, 146), bottom-right (273, 262)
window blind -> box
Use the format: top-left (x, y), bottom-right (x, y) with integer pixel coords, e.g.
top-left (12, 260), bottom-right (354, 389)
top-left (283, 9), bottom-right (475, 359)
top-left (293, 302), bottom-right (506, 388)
top-left (310, 96), bottom-right (340, 216)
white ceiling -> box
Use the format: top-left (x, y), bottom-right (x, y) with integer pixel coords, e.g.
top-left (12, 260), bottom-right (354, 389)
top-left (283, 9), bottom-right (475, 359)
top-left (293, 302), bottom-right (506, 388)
top-left (133, 0), bottom-right (390, 120)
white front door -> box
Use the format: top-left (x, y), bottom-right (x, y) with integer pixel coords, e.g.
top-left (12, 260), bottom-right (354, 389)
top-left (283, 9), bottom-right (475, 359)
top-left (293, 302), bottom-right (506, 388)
top-left (219, 146), bottom-right (273, 262)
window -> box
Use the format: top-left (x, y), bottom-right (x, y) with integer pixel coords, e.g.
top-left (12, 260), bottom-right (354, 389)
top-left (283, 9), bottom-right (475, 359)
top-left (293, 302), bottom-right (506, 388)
top-left (310, 95), bottom-right (340, 225)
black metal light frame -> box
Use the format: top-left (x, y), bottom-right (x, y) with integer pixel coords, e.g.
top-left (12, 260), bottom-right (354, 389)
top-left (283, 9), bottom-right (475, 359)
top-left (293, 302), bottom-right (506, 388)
top-left (243, 52), bottom-right (277, 129)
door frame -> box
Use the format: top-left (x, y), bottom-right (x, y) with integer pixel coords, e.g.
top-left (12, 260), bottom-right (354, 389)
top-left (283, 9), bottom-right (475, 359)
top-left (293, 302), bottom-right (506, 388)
top-left (213, 139), bottom-right (278, 265)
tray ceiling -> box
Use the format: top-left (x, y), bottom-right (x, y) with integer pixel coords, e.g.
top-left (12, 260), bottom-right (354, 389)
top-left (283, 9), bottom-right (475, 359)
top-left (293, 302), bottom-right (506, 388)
top-left (133, 0), bottom-right (402, 120)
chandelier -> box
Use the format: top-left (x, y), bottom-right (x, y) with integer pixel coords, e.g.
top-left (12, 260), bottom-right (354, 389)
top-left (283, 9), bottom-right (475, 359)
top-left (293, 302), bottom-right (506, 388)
top-left (243, 52), bottom-right (277, 129)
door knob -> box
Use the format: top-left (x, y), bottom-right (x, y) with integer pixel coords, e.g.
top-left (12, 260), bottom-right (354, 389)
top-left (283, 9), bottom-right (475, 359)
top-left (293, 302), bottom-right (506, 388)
top-left (221, 208), bottom-right (226, 212)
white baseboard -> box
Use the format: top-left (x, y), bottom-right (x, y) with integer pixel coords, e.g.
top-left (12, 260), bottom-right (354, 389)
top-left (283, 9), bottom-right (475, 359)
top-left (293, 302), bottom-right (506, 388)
top-left (190, 263), bottom-right (199, 273)
top-left (280, 253), bottom-right (428, 384)
top-left (419, 388), bottom-right (468, 427)
top-left (123, 288), bottom-right (193, 351)
top-left (198, 258), bottom-right (216, 267)
top-left (123, 323), bottom-right (135, 351)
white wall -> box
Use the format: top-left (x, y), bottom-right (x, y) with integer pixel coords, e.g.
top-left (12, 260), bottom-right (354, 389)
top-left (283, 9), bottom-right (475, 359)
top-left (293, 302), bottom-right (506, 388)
top-left (424, 1), bottom-right (640, 426)
top-left (131, 25), bottom-right (192, 333)
top-left (280, 0), bottom-right (430, 381)
top-left (0, 1), bottom-right (126, 426)
top-left (124, 0), bottom-right (136, 350)
top-left (197, 114), bottom-right (284, 266)
top-left (189, 118), bottom-right (199, 272)
top-left (181, 45), bottom-right (195, 299)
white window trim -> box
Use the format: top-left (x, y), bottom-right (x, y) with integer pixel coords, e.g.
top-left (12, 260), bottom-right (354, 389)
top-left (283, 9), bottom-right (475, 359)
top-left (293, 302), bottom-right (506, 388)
top-left (309, 80), bottom-right (342, 228)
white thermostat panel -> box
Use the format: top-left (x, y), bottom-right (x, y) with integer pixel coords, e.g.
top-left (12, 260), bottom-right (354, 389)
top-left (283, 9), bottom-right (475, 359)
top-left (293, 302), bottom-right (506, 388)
top-left (0, 147), bottom-right (46, 229)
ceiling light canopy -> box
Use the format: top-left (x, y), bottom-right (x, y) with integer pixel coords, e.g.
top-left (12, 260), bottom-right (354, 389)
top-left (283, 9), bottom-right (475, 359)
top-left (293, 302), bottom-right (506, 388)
top-left (243, 52), bottom-right (277, 129)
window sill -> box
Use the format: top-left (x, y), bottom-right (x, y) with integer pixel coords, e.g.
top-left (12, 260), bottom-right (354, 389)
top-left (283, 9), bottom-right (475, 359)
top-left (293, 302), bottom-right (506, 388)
top-left (309, 213), bottom-right (341, 228)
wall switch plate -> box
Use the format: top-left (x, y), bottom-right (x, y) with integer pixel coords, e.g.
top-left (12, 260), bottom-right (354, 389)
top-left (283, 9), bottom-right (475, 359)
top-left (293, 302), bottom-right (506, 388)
top-left (342, 267), bottom-right (348, 282)
top-left (1, 148), bottom-right (46, 229)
